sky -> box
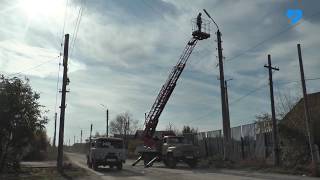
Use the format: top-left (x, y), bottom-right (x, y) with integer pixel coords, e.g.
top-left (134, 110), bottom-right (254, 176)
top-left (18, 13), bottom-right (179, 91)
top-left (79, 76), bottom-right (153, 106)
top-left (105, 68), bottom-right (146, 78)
top-left (1, 0), bottom-right (320, 145)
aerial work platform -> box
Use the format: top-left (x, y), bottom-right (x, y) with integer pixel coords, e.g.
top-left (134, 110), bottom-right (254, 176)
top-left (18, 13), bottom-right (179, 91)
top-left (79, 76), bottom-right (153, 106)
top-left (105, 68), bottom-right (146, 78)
top-left (191, 18), bottom-right (211, 40)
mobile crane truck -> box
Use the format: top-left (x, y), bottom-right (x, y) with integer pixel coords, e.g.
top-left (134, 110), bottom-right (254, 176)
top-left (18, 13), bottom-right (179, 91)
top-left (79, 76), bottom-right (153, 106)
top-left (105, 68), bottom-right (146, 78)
top-left (132, 14), bottom-right (211, 168)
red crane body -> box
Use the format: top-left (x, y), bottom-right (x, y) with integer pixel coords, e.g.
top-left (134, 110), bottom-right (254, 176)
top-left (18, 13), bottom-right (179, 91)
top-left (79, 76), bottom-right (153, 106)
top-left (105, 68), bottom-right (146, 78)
top-left (143, 30), bottom-right (209, 148)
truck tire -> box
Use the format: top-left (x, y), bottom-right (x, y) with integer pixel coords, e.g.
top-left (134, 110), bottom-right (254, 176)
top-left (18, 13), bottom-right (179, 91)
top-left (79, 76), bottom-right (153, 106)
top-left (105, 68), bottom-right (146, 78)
top-left (143, 154), bottom-right (151, 167)
top-left (163, 159), bottom-right (168, 167)
top-left (92, 160), bottom-right (98, 171)
top-left (166, 154), bottom-right (176, 168)
top-left (186, 159), bottom-right (198, 168)
top-left (117, 163), bottom-right (123, 170)
top-left (86, 157), bottom-right (92, 168)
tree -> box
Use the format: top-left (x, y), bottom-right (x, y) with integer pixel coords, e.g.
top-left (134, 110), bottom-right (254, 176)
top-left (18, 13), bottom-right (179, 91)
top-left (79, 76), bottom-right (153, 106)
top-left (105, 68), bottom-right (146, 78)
top-left (0, 76), bottom-right (48, 172)
top-left (165, 122), bottom-right (180, 135)
top-left (182, 126), bottom-right (198, 134)
top-left (255, 113), bottom-right (272, 134)
top-left (109, 112), bottom-right (139, 136)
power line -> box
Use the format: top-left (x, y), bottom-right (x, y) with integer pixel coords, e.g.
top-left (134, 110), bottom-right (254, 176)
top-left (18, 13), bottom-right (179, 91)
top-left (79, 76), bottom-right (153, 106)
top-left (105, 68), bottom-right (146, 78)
top-left (227, 10), bottom-right (320, 62)
top-left (54, 61), bottom-right (62, 112)
top-left (7, 56), bottom-right (60, 77)
top-left (229, 83), bottom-right (268, 106)
top-left (70, 0), bottom-right (85, 57)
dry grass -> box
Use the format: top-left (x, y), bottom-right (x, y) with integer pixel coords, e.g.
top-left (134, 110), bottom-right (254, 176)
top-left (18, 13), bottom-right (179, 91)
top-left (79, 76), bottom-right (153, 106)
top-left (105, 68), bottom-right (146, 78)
top-left (0, 164), bottom-right (89, 180)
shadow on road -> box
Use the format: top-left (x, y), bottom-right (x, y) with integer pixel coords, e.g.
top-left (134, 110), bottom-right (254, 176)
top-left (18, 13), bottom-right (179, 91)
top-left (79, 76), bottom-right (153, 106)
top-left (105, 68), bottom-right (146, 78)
top-left (95, 167), bottom-right (144, 177)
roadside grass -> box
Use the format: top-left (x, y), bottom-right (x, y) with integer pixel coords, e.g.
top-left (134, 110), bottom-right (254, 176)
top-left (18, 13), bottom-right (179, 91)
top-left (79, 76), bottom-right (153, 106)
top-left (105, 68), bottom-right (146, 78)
top-left (0, 164), bottom-right (89, 180)
top-left (199, 156), bottom-right (319, 177)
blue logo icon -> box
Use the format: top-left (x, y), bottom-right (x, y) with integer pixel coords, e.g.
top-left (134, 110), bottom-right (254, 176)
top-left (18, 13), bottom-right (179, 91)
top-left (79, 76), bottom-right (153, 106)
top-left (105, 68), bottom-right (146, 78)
top-left (287, 9), bottom-right (303, 25)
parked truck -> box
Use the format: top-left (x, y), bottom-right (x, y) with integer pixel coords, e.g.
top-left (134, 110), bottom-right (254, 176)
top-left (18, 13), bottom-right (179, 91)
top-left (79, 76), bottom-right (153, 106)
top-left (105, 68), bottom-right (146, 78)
top-left (86, 137), bottom-right (126, 170)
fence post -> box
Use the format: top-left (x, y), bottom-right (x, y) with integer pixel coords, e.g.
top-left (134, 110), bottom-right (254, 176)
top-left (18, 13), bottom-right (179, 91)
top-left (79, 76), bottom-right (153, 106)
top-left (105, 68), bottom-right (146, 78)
top-left (241, 137), bottom-right (245, 159)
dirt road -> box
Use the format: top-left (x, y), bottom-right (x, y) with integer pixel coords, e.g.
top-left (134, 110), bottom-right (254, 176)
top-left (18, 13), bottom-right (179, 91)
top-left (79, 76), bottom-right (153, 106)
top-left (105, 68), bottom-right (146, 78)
top-left (66, 153), bottom-right (318, 180)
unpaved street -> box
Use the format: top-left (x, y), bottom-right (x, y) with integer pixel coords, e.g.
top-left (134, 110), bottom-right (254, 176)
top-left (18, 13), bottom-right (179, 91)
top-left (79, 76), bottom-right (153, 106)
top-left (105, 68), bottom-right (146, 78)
top-left (66, 153), bottom-right (318, 180)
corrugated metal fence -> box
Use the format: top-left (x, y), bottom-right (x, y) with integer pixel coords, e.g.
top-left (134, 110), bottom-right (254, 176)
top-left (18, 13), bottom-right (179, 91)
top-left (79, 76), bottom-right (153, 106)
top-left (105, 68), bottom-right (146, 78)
top-left (184, 122), bottom-right (274, 161)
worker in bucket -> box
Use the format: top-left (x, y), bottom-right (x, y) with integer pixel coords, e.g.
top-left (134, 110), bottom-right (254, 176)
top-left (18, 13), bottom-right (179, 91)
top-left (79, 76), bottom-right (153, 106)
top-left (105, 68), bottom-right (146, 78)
top-left (197, 12), bottom-right (202, 32)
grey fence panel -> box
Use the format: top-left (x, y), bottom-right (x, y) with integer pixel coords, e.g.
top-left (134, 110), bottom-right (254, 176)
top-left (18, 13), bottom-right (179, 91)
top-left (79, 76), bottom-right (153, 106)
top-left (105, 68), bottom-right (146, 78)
top-left (206, 130), bottom-right (223, 157)
top-left (182, 122), bottom-right (275, 160)
top-left (241, 123), bottom-right (257, 159)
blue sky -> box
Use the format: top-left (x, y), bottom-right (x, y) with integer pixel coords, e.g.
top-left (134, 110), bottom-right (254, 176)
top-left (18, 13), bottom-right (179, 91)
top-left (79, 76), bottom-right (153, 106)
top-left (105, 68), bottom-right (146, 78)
top-left (1, 0), bottom-right (320, 144)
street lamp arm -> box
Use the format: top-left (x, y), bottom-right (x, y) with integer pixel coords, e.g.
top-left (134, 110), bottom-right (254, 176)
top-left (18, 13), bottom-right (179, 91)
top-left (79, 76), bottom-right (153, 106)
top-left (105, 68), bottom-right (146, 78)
top-left (203, 9), bottom-right (219, 30)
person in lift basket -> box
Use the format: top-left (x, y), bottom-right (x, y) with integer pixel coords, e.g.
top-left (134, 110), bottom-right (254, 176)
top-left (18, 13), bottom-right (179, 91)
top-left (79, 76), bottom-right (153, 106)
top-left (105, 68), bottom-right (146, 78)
top-left (197, 12), bottom-right (202, 32)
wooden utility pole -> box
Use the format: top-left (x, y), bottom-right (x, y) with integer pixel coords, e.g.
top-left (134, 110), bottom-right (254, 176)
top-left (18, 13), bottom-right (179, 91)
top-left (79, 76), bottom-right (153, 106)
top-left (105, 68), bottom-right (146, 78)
top-left (217, 30), bottom-right (231, 160)
top-left (297, 44), bottom-right (318, 173)
top-left (264, 54), bottom-right (280, 166)
top-left (57, 34), bottom-right (69, 171)
top-left (53, 112), bottom-right (57, 147)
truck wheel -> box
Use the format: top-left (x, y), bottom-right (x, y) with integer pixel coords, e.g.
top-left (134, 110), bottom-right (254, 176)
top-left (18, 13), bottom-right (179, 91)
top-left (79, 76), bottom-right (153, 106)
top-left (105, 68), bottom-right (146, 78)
top-left (166, 154), bottom-right (176, 168)
top-left (143, 154), bottom-right (151, 167)
top-left (87, 157), bottom-right (92, 168)
top-left (163, 159), bottom-right (168, 167)
top-left (92, 160), bottom-right (98, 171)
top-left (186, 159), bottom-right (198, 168)
top-left (117, 163), bottom-right (123, 170)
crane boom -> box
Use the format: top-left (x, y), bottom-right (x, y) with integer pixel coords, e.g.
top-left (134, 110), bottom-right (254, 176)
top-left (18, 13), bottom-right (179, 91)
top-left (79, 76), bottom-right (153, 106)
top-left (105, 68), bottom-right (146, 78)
top-left (143, 38), bottom-right (199, 147)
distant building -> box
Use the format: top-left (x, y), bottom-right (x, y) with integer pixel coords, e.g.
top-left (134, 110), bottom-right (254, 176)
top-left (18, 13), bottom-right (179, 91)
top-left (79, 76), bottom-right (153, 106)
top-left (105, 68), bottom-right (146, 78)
top-left (281, 92), bottom-right (320, 146)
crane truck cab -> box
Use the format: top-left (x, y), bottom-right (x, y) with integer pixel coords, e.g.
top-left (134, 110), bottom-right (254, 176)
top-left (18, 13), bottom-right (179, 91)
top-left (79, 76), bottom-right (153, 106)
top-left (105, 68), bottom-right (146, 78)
top-left (86, 137), bottom-right (126, 171)
top-left (161, 136), bottom-right (200, 168)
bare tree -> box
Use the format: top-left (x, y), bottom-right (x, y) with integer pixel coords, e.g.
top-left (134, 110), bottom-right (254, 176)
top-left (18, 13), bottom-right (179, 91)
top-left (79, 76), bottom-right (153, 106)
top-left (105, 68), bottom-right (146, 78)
top-left (109, 112), bottom-right (139, 136)
top-left (165, 122), bottom-right (181, 135)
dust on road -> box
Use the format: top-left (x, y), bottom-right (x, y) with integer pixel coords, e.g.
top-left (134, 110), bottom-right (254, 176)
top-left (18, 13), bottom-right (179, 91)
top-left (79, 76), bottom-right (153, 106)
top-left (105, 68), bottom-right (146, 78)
top-left (66, 153), bottom-right (318, 180)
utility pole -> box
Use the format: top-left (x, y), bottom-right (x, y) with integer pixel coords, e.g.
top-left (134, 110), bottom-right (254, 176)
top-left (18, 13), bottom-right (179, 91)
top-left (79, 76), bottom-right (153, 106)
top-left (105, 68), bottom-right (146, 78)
top-left (203, 9), bottom-right (231, 160)
top-left (297, 44), bottom-right (318, 173)
top-left (80, 130), bottom-right (83, 143)
top-left (74, 136), bottom-right (75, 145)
top-left (57, 34), bottom-right (69, 171)
top-left (53, 112), bottom-right (57, 147)
top-left (264, 54), bottom-right (280, 166)
top-left (225, 79), bottom-right (232, 131)
top-left (217, 30), bottom-right (231, 160)
top-left (106, 109), bottom-right (109, 137)
top-left (89, 124), bottom-right (93, 142)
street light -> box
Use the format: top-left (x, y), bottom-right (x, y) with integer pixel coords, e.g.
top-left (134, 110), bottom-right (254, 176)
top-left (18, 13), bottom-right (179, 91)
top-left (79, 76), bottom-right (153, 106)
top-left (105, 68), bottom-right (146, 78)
top-left (100, 104), bottom-right (109, 137)
top-left (203, 9), bottom-right (219, 30)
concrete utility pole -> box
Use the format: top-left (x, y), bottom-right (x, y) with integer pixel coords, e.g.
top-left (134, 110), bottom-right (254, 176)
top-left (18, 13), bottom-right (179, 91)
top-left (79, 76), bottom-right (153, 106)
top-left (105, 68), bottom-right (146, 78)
top-left (297, 44), bottom-right (318, 171)
top-left (225, 79), bottom-right (232, 131)
top-left (89, 124), bottom-right (93, 142)
top-left (80, 130), bottom-right (83, 143)
top-left (100, 104), bottom-right (109, 137)
top-left (217, 30), bottom-right (231, 159)
top-left (203, 9), bottom-right (231, 160)
top-left (74, 136), bottom-right (75, 145)
top-left (57, 34), bottom-right (69, 171)
top-left (53, 112), bottom-right (57, 147)
top-left (106, 109), bottom-right (109, 137)
top-left (264, 54), bottom-right (280, 166)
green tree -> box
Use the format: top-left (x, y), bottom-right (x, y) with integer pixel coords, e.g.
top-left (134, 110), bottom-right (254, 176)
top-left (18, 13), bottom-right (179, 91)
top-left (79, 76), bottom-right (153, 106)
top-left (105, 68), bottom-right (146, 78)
top-left (0, 76), bottom-right (48, 172)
